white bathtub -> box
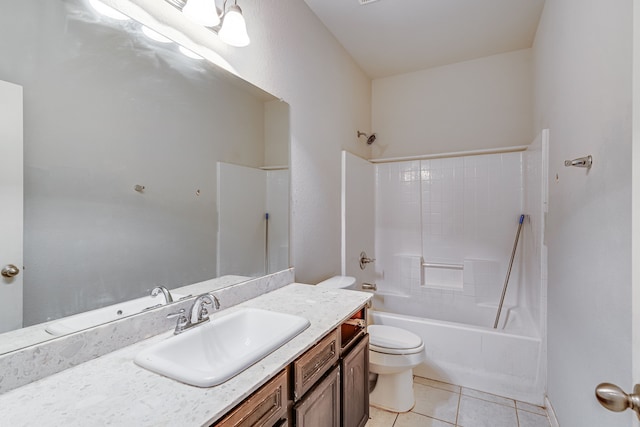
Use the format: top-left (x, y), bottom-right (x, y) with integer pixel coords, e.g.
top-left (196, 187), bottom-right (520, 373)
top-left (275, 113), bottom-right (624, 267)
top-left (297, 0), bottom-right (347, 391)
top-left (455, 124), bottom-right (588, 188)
top-left (370, 305), bottom-right (545, 405)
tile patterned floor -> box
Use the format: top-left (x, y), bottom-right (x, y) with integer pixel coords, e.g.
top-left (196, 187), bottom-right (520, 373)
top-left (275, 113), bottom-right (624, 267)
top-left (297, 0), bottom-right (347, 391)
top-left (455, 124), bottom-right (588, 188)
top-left (366, 376), bottom-right (550, 427)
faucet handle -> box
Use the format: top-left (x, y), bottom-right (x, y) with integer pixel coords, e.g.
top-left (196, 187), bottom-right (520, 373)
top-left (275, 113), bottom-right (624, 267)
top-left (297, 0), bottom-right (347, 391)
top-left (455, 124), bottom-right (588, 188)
top-left (166, 308), bottom-right (185, 319)
top-left (167, 309), bottom-right (189, 334)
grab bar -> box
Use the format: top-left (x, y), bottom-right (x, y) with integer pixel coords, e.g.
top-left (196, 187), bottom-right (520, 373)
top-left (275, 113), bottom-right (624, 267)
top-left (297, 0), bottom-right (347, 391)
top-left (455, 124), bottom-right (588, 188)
top-left (494, 215), bottom-right (526, 329)
top-left (422, 262), bottom-right (464, 270)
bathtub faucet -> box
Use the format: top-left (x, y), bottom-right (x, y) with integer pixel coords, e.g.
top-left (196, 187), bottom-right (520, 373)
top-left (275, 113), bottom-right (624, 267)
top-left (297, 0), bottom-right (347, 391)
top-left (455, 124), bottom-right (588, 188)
top-left (362, 283), bottom-right (377, 291)
top-left (359, 251), bottom-right (376, 270)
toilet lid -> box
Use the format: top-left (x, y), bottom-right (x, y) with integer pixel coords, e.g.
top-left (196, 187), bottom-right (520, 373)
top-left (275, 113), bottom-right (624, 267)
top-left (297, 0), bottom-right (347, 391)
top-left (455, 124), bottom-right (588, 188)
top-left (316, 276), bottom-right (356, 289)
top-left (368, 324), bottom-right (423, 351)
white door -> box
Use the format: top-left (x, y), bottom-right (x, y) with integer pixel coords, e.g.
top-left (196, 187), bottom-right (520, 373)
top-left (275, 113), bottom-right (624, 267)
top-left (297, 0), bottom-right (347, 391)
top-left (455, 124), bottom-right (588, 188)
top-left (0, 79), bottom-right (23, 333)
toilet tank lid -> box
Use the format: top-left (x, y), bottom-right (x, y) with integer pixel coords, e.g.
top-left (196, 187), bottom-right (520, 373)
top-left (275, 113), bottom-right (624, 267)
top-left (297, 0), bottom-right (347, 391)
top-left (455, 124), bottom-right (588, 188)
top-left (368, 324), bottom-right (423, 350)
top-left (316, 276), bottom-right (356, 289)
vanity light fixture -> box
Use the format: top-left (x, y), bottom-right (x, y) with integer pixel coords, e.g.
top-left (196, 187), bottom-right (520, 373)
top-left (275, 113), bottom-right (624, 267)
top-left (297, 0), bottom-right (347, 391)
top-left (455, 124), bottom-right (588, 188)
top-left (89, 0), bottom-right (131, 20)
top-left (179, 45), bottom-right (204, 59)
top-left (182, 0), bottom-right (221, 27)
top-left (167, 0), bottom-right (250, 47)
top-left (141, 26), bottom-right (173, 43)
top-left (218, 3), bottom-right (250, 47)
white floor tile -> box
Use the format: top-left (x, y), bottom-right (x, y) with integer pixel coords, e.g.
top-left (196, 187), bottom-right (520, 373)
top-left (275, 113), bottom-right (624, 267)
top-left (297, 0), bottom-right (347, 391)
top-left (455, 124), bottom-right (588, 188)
top-left (457, 395), bottom-right (518, 427)
top-left (518, 409), bottom-right (551, 427)
top-left (370, 376), bottom-right (551, 427)
top-left (461, 387), bottom-right (516, 408)
top-left (365, 406), bottom-right (397, 427)
top-left (395, 411), bottom-right (455, 427)
top-left (412, 383), bottom-right (460, 424)
top-left (516, 401), bottom-right (547, 416)
top-left (414, 376), bottom-right (461, 394)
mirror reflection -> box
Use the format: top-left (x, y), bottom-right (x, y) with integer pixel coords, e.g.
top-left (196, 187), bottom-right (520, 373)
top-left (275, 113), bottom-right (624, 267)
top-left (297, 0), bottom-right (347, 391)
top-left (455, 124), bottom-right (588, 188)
top-left (0, 0), bottom-right (289, 352)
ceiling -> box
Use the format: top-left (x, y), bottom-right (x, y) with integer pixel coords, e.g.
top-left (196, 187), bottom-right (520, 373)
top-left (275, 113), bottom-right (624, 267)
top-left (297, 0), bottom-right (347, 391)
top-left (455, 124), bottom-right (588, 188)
top-left (303, 0), bottom-right (545, 79)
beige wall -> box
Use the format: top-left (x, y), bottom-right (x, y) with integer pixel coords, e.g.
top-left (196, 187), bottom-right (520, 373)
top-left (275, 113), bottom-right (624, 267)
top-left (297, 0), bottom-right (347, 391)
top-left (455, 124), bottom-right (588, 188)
top-left (371, 49), bottom-right (533, 159)
top-left (533, 0), bottom-right (633, 425)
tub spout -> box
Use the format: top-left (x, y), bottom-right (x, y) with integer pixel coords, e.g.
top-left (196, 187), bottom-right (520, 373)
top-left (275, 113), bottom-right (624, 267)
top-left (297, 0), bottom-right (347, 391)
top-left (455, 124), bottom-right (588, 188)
top-left (362, 283), bottom-right (377, 291)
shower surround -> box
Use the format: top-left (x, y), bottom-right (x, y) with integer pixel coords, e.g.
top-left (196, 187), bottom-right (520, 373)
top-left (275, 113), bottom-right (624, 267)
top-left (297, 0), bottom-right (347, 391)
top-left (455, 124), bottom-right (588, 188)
top-left (342, 132), bottom-right (548, 403)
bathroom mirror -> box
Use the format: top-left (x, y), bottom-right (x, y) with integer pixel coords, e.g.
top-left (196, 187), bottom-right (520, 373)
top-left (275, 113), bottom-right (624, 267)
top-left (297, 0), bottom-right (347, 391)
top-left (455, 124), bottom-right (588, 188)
top-left (0, 0), bottom-right (290, 353)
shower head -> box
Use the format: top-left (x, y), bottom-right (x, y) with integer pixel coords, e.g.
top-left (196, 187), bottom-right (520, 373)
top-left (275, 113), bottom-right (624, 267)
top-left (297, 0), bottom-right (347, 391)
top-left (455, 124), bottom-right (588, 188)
top-left (357, 131), bottom-right (377, 145)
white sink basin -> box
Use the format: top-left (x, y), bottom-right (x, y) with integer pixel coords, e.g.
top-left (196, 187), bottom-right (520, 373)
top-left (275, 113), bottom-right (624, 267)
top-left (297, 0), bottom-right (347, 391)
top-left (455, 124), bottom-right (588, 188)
top-left (134, 308), bottom-right (310, 387)
top-left (45, 293), bottom-right (186, 336)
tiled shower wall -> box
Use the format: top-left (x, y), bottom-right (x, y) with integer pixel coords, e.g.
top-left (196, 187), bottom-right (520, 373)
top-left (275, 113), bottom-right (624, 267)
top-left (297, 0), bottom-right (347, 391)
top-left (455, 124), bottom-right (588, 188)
top-left (375, 152), bottom-right (525, 307)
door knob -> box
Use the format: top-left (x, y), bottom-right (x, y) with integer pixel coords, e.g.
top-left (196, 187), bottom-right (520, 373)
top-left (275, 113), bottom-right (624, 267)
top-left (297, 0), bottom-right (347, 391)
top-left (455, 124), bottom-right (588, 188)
top-left (595, 383), bottom-right (640, 419)
top-left (1, 264), bottom-right (20, 278)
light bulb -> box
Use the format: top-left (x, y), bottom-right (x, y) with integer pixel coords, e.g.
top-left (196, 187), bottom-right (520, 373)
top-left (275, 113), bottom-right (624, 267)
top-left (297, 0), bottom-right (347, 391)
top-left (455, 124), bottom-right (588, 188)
top-left (89, 0), bottom-right (130, 21)
top-left (142, 26), bottom-right (172, 43)
top-left (182, 0), bottom-right (220, 27)
top-left (218, 5), bottom-right (250, 47)
top-left (178, 45), bottom-right (204, 60)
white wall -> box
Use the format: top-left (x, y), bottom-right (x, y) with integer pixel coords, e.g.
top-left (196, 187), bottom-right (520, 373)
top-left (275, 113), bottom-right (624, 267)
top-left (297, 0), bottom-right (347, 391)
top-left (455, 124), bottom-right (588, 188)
top-left (371, 49), bottom-right (533, 159)
top-left (264, 100), bottom-right (290, 168)
top-left (533, 1), bottom-right (633, 425)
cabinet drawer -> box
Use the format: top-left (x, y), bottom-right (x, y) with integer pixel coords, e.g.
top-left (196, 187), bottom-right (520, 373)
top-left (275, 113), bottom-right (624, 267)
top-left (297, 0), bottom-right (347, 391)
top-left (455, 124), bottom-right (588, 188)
top-left (293, 328), bottom-right (339, 401)
top-left (215, 370), bottom-right (289, 427)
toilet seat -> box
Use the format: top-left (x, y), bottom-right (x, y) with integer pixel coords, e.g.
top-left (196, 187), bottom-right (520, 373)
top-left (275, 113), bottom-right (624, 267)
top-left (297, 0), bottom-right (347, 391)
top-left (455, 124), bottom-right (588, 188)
top-left (369, 325), bottom-right (424, 355)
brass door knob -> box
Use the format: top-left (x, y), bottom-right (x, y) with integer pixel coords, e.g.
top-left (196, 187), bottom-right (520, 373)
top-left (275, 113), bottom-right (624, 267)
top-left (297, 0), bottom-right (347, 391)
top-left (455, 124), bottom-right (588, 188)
top-left (595, 383), bottom-right (640, 419)
top-left (1, 264), bottom-right (20, 278)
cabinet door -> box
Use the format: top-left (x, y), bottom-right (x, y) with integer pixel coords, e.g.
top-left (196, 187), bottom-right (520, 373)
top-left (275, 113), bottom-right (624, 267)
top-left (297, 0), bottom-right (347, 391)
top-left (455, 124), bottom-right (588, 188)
top-left (341, 334), bottom-right (369, 427)
top-left (293, 366), bottom-right (340, 427)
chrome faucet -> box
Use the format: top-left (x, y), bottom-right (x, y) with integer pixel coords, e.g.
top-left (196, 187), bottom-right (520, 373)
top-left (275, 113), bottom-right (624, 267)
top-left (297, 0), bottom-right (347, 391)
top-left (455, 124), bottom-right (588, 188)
top-left (169, 293), bottom-right (220, 335)
top-left (151, 286), bottom-right (174, 304)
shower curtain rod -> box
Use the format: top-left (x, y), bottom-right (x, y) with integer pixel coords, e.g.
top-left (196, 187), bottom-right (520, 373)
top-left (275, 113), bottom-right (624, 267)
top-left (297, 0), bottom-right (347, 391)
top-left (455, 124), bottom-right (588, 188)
top-left (369, 145), bottom-right (528, 164)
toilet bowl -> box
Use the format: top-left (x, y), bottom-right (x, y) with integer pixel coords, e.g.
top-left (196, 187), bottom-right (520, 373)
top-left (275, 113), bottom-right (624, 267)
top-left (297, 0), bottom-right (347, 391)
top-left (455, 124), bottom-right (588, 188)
top-left (368, 324), bottom-right (425, 413)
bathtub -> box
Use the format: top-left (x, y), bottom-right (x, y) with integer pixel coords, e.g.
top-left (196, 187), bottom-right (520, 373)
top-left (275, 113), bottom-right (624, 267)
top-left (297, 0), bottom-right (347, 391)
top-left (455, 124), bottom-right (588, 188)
top-left (370, 294), bottom-right (545, 405)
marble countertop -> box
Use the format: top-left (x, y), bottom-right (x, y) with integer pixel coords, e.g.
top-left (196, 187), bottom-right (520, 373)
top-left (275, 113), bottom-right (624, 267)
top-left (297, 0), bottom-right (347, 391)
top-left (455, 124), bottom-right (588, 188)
top-left (0, 283), bottom-right (371, 426)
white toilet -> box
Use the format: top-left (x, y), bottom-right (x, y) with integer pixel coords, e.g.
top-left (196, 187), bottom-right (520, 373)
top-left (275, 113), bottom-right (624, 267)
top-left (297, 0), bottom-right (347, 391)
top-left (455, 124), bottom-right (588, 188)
top-left (316, 276), bottom-right (426, 413)
top-left (368, 324), bottom-right (425, 412)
